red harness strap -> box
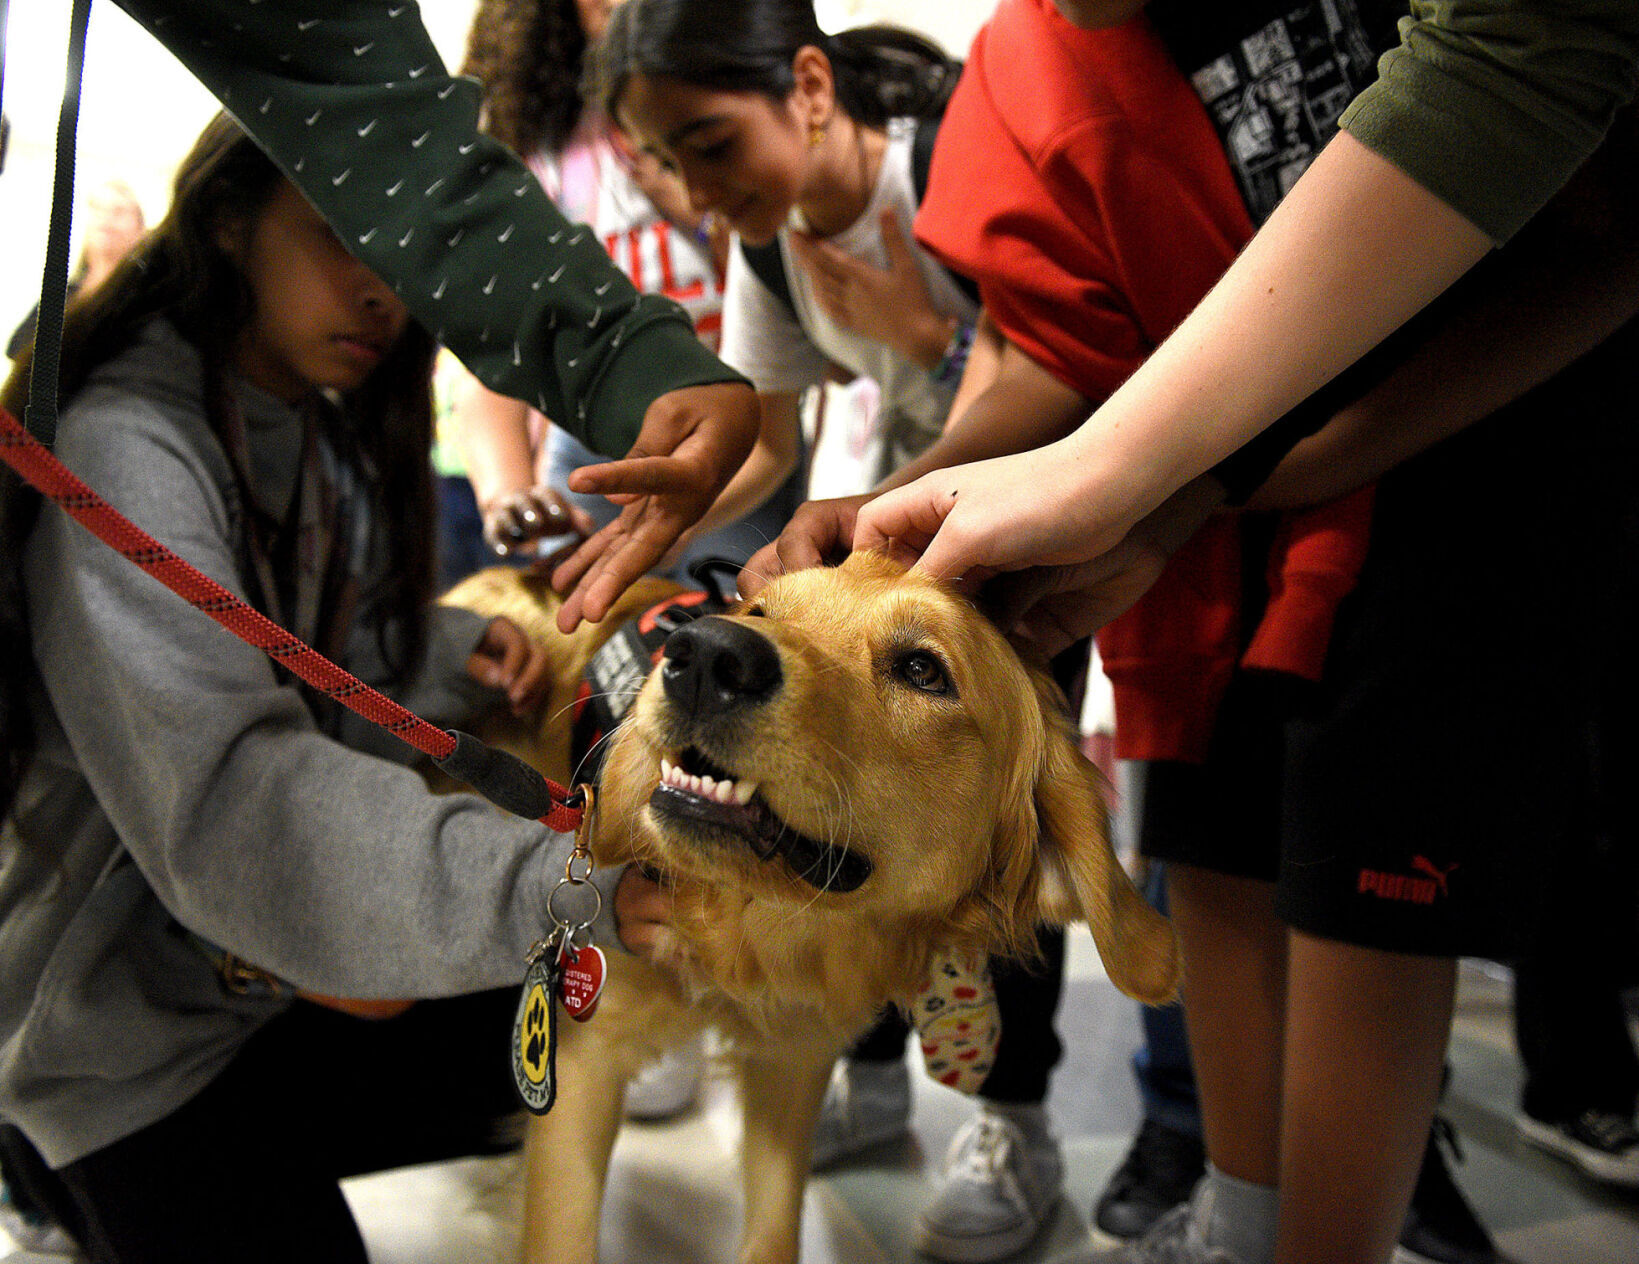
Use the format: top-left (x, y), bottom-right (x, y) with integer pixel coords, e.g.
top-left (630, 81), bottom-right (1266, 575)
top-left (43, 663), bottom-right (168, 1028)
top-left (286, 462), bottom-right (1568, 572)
top-left (0, 404), bottom-right (583, 834)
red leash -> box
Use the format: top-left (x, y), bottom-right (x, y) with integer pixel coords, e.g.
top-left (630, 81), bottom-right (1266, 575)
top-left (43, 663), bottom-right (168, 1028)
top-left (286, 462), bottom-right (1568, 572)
top-left (0, 404), bottom-right (584, 834)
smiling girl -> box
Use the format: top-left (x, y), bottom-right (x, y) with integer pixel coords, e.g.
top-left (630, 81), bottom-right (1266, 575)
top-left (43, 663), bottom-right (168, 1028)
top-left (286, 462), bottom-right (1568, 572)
top-left (567, 0), bottom-right (979, 540)
top-left (0, 115), bottom-right (639, 1262)
top-left (577, 7), bottom-right (1076, 1261)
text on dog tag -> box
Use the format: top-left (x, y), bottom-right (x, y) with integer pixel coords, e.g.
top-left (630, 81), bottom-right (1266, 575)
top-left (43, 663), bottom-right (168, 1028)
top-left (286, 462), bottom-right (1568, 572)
top-left (558, 943), bottom-right (606, 1022)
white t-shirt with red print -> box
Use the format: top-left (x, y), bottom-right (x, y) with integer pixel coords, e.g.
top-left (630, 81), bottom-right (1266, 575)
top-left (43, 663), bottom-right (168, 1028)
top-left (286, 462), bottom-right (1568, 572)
top-left (529, 117), bottom-right (724, 352)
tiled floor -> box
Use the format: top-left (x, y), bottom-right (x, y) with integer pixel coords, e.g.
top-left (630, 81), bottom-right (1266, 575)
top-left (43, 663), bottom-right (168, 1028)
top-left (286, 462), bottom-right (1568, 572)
top-left (3, 935), bottom-right (1637, 1263)
top-left (10, 942), bottom-right (1635, 1264)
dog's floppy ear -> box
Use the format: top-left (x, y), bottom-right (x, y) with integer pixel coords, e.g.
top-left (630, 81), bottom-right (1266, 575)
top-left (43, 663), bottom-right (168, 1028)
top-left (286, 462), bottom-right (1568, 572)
top-left (1029, 682), bottom-right (1179, 1006)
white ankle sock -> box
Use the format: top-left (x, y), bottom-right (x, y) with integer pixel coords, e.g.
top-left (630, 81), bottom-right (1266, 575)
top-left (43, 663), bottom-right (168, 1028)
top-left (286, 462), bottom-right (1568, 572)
top-left (1194, 1163), bottom-right (1277, 1264)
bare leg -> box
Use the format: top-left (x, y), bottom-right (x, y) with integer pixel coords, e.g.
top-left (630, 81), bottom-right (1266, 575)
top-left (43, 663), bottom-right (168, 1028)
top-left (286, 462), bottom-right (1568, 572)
top-left (1275, 931), bottom-right (1456, 1264)
top-left (737, 1054), bottom-right (833, 1264)
top-left (1167, 864), bottom-right (1287, 1185)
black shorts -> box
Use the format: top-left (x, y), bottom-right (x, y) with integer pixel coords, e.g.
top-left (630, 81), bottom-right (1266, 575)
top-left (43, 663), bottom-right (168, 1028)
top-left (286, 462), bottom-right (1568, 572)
top-left (1141, 336), bottom-right (1639, 961)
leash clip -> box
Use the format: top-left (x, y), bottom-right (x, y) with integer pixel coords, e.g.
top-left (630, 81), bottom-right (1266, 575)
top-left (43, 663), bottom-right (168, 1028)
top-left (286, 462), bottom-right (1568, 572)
top-left (545, 784), bottom-right (600, 944)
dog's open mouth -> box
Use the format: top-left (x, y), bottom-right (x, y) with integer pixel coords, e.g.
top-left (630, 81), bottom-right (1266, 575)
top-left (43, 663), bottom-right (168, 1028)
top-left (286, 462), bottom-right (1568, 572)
top-left (648, 747), bottom-right (872, 893)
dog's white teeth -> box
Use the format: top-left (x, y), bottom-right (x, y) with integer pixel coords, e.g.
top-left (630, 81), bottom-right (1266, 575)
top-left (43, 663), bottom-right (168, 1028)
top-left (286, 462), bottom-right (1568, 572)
top-left (657, 759), bottom-right (755, 804)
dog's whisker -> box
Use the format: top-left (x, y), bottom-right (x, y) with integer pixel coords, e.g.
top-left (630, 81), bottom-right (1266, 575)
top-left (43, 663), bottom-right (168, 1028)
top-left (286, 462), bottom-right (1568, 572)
top-left (808, 733), bottom-right (868, 784)
top-left (544, 685), bottom-right (642, 730)
top-left (570, 716), bottom-right (629, 787)
top-left (731, 558), bottom-right (778, 591)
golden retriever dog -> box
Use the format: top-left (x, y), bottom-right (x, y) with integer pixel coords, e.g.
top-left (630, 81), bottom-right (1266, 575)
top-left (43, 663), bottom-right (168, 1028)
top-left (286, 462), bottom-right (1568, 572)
top-left (441, 551), bottom-right (1178, 1264)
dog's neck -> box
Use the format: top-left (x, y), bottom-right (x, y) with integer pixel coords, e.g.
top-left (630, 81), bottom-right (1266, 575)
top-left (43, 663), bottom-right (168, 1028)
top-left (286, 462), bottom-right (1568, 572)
top-left (640, 880), bottom-right (984, 1044)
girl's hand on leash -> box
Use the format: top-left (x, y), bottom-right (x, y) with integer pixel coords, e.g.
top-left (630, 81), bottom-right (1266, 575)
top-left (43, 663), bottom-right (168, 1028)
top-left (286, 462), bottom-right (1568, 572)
top-left (482, 486), bottom-right (595, 558)
top-left (551, 382), bottom-right (760, 630)
top-left (467, 617), bottom-right (552, 716)
top-left (739, 493), bottom-right (872, 597)
top-left (612, 864), bottom-right (675, 957)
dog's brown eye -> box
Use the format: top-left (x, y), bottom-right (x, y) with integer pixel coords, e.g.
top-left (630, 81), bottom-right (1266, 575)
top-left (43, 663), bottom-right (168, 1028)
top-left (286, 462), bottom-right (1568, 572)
top-left (895, 650), bottom-right (953, 696)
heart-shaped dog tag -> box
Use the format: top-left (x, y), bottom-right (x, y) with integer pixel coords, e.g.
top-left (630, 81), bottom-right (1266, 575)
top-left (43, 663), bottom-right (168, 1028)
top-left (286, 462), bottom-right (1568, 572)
top-left (558, 943), bottom-right (606, 1021)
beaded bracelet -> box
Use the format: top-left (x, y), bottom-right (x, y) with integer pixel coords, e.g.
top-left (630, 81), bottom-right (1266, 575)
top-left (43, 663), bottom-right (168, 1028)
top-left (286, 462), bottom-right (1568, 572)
top-left (932, 320), bottom-right (975, 385)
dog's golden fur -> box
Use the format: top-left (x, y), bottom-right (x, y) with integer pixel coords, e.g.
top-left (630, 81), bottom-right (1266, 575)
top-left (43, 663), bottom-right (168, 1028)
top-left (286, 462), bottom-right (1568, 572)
top-left (442, 552), bottom-right (1177, 1264)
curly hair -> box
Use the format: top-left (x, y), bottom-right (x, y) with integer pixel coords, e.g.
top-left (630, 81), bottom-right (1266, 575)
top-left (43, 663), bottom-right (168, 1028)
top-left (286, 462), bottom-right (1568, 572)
top-left (460, 0), bottom-right (592, 157)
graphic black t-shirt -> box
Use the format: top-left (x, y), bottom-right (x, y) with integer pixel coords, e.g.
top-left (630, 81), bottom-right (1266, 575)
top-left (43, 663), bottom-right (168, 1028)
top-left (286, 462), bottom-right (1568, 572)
top-left (1148, 0), bottom-right (1404, 224)
top-left (1146, 0), bottom-right (1407, 498)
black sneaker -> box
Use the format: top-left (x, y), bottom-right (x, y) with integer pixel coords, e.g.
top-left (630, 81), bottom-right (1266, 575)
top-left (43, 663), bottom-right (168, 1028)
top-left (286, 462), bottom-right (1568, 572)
top-left (1517, 1107), bottom-right (1639, 1187)
top-left (1394, 1117), bottom-right (1500, 1264)
top-left (1093, 1118), bottom-right (1207, 1241)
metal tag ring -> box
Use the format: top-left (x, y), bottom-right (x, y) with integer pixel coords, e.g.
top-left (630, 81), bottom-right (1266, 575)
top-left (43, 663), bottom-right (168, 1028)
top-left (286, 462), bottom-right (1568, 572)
top-left (564, 851), bottom-right (594, 884)
top-left (546, 875), bottom-right (602, 934)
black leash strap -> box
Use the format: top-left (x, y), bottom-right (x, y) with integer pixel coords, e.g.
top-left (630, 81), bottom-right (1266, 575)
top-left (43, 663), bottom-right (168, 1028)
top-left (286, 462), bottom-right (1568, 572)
top-left (0, 1), bottom-right (587, 831)
top-left (18, 0), bottom-right (92, 452)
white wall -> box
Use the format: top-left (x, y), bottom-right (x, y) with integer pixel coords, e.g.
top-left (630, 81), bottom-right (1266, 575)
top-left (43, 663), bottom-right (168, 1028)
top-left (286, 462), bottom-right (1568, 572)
top-left (1, 0), bottom-right (992, 355)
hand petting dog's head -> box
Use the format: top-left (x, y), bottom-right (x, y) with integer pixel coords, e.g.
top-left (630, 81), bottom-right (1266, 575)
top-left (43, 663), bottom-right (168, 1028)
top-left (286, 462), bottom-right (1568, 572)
top-left (598, 551), bottom-right (1179, 1007)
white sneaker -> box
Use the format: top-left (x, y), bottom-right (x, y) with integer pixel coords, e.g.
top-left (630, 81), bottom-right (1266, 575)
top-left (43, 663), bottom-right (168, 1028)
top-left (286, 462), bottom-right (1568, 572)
top-left (809, 1058), bottom-right (912, 1170)
top-left (1516, 1108), bottom-right (1639, 1187)
top-left (623, 1035), bottom-right (705, 1121)
top-left (915, 1105), bottom-right (1064, 1263)
top-left (1092, 1182), bottom-right (1246, 1264)
top-left (0, 1181), bottom-right (80, 1258)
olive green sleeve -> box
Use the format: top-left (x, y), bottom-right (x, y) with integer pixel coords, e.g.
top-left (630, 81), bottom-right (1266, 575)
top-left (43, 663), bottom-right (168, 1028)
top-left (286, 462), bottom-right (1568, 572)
top-left (1340, 0), bottom-right (1639, 244)
top-left (116, 0), bottom-right (746, 455)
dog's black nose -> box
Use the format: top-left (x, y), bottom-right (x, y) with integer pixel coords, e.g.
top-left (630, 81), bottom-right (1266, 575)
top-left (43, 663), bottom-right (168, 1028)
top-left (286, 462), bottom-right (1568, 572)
top-left (661, 617), bottom-right (782, 716)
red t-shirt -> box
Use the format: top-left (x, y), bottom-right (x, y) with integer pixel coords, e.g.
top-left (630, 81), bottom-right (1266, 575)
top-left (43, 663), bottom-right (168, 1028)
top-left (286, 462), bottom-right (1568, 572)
top-left (915, 0), bottom-right (1375, 762)
top-left (915, 0), bottom-right (1253, 400)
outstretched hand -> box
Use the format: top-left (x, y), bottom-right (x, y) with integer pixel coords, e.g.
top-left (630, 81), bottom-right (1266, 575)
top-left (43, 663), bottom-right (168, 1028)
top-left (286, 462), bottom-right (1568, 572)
top-left (979, 546), bottom-right (1170, 659)
top-left (856, 459), bottom-right (1226, 652)
top-left (850, 438), bottom-right (1151, 580)
top-left (551, 382), bottom-right (759, 630)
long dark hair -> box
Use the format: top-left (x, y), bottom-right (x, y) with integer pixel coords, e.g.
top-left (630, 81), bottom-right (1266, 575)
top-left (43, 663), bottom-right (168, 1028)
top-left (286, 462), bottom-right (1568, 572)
top-left (461, 0), bottom-right (592, 157)
top-left (0, 114), bottom-right (437, 820)
top-left (586, 0), bottom-right (961, 129)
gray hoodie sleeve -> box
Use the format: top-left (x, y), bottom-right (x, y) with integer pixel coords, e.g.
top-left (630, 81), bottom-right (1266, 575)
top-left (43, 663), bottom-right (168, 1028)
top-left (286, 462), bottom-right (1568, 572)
top-left (23, 391), bottom-right (592, 1000)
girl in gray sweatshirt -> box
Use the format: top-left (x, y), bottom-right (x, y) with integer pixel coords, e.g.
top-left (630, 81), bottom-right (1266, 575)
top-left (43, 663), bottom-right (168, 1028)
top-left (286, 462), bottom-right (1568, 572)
top-left (0, 114), bottom-right (617, 1261)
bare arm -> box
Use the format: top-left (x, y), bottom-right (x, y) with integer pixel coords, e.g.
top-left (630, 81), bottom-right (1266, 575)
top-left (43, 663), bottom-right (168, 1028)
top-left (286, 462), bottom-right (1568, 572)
top-left (739, 335), bottom-right (1091, 593)
top-left (448, 364), bottom-right (596, 555)
top-left (940, 311), bottom-right (1006, 439)
top-left (449, 364), bottom-right (537, 515)
top-left (1252, 115), bottom-right (1639, 508)
top-left (855, 133), bottom-right (1493, 575)
top-left (880, 338), bottom-right (1092, 491)
top-left (980, 110), bottom-right (1639, 651)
